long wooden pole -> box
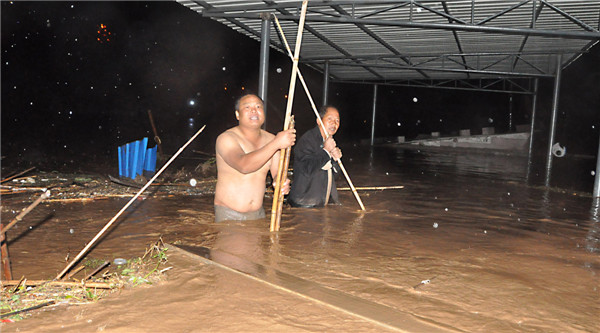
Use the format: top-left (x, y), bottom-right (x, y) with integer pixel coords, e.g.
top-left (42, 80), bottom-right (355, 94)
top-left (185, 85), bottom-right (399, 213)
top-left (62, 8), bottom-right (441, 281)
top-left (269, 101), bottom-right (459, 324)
top-left (270, 0), bottom-right (308, 232)
top-left (273, 15), bottom-right (366, 211)
top-left (147, 109), bottom-right (164, 157)
top-left (1, 190), bottom-right (51, 235)
top-left (56, 125), bottom-right (206, 280)
top-left (275, 117), bottom-right (295, 231)
top-left (337, 185), bottom-right (404, 191)
top-left (1, 223), bottom-right (11, 280)
top-left (1, 167), bottom-right (35, 184)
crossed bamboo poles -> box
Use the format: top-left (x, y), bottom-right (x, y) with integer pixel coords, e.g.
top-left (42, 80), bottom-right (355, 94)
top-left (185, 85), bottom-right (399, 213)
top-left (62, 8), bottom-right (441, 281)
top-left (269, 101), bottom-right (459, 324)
top-left (270, 1), bottom-right (308, 232)
top-left (270, 3), bottom-right (365, 232)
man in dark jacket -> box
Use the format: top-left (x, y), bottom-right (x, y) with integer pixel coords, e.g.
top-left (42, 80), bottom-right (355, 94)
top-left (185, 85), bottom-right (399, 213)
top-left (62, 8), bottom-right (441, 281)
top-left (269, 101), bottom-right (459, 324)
top-left (288, 105), bottom-right (342, 208)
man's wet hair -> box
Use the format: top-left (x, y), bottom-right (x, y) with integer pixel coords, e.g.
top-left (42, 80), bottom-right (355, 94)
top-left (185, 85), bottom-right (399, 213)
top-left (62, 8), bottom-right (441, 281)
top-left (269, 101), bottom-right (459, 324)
top-left (235, 93), bottom-right (263, 111)
top-left (319, 105), bottom-right (338, 118)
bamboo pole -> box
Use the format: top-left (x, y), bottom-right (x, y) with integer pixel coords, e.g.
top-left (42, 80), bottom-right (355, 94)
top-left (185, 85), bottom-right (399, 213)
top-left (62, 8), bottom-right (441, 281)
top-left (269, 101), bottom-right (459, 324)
top-left (270, 0), bottom-right (308, 232)
top-left (147, 109), bottom-right (164, 157)
top-left (84, 261), bottom-right (110, 281)
top-left (1, 190), bottom-right (51, 235)
top-left (337, 185), bottom-right (404, 191)
top-left (0, 300), bottom-right (56, 319)
top-left (275, 117), bottom-right (295, 231)
top-left (1, 167), bottom-right (35, 184)
top-left (1, 223), bottom-right (12, 280)
top-left (273, 15), bottom-right (366, 211)
top-left (62, 265), bottom-right (85, 281)
top-left (56, 125), bottom-right (206, 280)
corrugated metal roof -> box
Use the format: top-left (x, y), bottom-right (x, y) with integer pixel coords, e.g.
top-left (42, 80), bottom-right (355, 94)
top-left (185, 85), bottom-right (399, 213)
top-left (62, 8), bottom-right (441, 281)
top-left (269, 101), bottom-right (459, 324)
top-left (176, 1), bottom-right (600, 92)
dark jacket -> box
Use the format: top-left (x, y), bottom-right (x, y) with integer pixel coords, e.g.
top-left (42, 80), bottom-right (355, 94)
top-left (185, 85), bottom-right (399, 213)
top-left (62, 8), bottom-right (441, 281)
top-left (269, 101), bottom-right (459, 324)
top-left (288, 126), bottom-right (339, 207)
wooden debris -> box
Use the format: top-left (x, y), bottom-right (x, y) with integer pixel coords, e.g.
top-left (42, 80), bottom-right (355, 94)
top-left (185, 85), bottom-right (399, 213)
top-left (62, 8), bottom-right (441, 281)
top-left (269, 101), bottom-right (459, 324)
top-left (1, 280), bottom-right (113, 289)
top-left (0, 300), bottom-right (55, 319)
top-left (1, 167), bottom-right (36, 184)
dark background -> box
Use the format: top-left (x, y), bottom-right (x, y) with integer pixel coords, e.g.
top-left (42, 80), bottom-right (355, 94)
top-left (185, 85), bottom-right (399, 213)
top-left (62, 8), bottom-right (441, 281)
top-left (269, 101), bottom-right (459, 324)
top-left (2, 1), bottom-right (599, 173)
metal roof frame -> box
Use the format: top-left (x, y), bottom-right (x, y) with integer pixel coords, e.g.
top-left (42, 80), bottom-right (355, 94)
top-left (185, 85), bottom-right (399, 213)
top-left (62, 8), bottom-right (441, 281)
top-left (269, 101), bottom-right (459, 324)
top-left (177, 0), bottom-right (600, 94)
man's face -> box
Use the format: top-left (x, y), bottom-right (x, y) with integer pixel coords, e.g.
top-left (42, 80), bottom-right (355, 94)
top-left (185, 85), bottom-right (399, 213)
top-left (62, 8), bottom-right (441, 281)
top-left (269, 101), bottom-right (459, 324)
top-left (320, 107), bottom-right (340, 136)
top-left (235, 95), bottom-right (265, 128)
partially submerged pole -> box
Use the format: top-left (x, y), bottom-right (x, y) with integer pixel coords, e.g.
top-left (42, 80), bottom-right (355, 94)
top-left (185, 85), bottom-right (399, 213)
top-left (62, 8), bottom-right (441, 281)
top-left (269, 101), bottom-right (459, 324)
top-left (1, 190), bottom-right (51, 235)
top-left (270, 1), bottom-right (308, 232)
top-left (56, 125), bottom-right (206, 280)
top-left (370, 85), bottom-right (378, 146)
top-left (273, 14), bottom-right (366, 212)
top-left (593, 133), bottom-right (600, 197)
top-left (2, 190), bottom-right (50, 279)
top-left (545, 54), bottom-right (562, 187)
top-left (271, 116), bottom-right (294, 231)
top-left (526, 78), bottom-right (539, 181)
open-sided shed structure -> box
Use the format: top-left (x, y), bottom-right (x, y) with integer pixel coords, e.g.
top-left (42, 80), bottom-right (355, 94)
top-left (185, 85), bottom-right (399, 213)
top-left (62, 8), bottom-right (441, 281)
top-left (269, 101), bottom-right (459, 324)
top-left (175, 0), bottom-right (600, 193)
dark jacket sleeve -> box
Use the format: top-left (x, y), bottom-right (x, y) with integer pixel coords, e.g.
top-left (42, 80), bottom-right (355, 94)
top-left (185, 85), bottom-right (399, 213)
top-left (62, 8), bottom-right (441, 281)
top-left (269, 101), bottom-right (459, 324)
top-left (293, 129), bottom-right (331, 176)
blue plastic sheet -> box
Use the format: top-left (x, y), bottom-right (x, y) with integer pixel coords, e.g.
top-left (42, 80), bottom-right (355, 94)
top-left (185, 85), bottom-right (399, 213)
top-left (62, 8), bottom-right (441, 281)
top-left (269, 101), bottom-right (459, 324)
top-left (117, 138), bottom-right (157, 179)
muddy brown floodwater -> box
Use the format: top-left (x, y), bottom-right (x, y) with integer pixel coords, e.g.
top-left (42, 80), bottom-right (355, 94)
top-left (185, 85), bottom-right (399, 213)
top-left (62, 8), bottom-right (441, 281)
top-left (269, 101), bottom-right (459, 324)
top-left (2, 146), bottom-right (599, 332)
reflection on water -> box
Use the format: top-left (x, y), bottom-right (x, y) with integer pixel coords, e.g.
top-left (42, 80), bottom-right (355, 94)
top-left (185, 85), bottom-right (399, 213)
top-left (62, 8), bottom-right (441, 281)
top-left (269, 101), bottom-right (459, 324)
top-left (588, 198), bottom-right (600, 253)
top-left (3, 146), bottom-right (599, 332)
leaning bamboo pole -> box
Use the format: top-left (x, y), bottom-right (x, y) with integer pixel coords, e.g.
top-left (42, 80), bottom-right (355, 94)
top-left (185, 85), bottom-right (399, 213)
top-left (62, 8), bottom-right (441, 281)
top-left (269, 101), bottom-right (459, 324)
top-left (1, 167), bottom-right (35, 184)
top-left (275, 117), bottom-right (295, 231)
top-left (1, 190), bottom-right (51, 235)
top-left (273, 15), bottom-right (366, 211)
top-left (270, 0), bottom-right (308, 232)
top-left (337, 185), bottom-right (404, 191)
top-left (56, 125), bottom-right (206, 280)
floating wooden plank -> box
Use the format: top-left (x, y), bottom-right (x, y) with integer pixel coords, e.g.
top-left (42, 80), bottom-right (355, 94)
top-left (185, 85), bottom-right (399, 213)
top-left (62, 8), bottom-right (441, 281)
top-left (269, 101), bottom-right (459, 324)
top-left (171, 244), bottom-right (457, 333)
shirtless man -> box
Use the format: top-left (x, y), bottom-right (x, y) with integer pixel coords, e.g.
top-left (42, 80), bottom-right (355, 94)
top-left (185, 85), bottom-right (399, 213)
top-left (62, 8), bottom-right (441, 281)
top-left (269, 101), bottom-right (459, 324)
top-left (214, 93), bottom-right (296, 222)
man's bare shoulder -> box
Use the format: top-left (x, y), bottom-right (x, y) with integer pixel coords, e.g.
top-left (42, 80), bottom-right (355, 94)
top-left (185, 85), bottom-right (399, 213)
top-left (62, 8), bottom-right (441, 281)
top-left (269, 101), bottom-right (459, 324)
top-left (259, 129), bottom-right (275, 142)
top-left (217, 127), bottom-right (240, 142)
top-left (215, 127), bottom-right (241, 151)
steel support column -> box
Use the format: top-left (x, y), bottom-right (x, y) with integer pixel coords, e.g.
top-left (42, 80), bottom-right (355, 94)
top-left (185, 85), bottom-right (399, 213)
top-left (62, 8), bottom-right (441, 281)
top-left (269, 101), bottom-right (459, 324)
top-left (258, 14), bottom-right (270, 127)
top-left (594, 133), bottom-right (600, 197)
top-left (527, 78), bottom-right (539, 175)
top-left (545, 54), bottom-right (562, 187)
top-left (508, 94), bottom-right (514, 132)
top-left (322, 61), bottom-right (330, 106)
top-left (370, 84), bottom-right (378, 146)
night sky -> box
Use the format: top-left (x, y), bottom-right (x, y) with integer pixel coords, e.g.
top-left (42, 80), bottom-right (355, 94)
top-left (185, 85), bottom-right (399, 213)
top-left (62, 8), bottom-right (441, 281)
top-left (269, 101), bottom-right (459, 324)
top-left (2, 1), bottom-right (600, 174)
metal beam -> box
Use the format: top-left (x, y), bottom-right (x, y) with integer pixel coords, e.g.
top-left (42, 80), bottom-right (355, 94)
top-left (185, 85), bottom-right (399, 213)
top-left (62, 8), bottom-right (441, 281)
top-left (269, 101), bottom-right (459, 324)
top-left (322, 61), bottom-right (555, 78)
top-left (264, 1), bottom-right (385, 80)
top-left (511, 1), bottom-right (544, 72)
top-left (334, 78), bottom-right (535, 95)
top-left (442, 2), bottom-right (469, 78)
top-left (205, 13), bottom-right (600, 40)
top-left (331, 4), bottom-right (430, 79)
